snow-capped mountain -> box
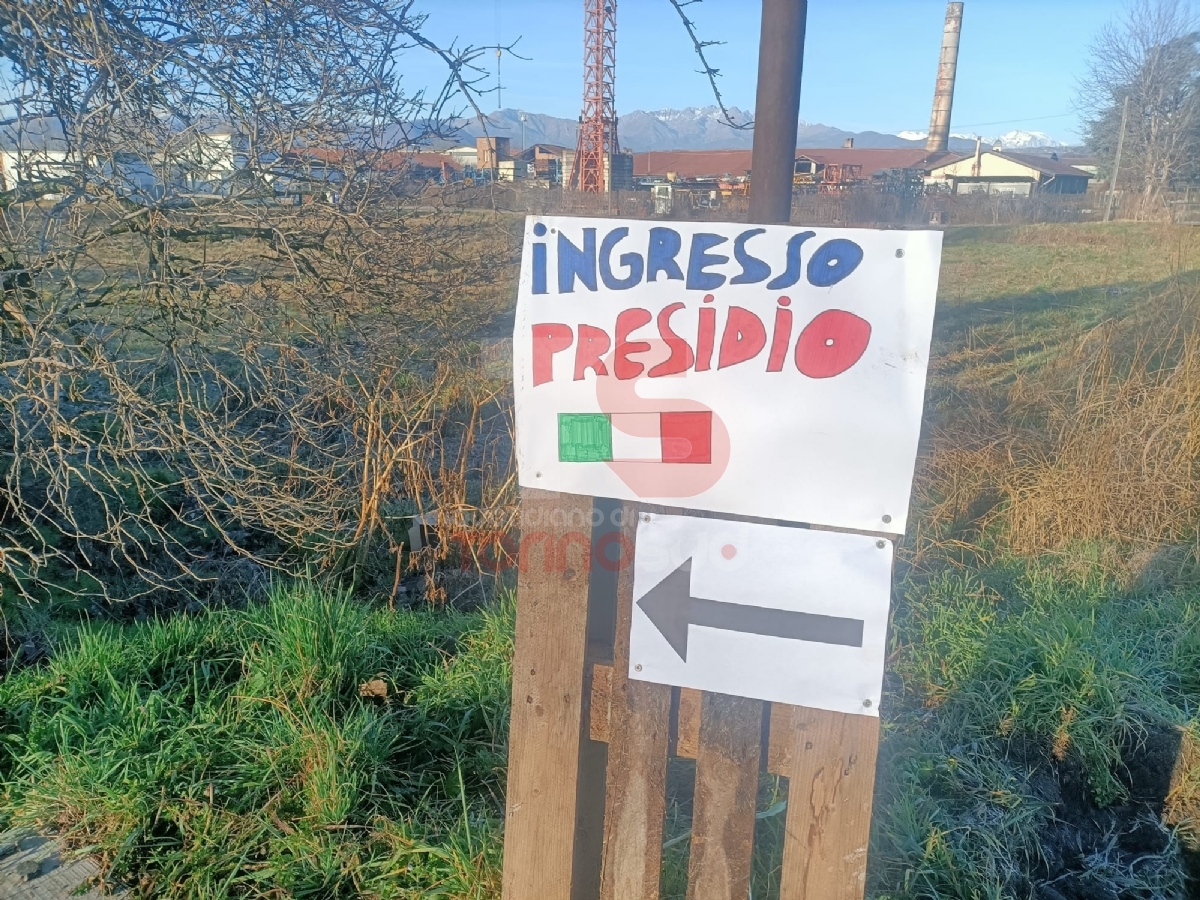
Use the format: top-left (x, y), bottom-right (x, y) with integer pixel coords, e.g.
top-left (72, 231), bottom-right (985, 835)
top-left (895, 128), bottom-right (1067, 149)
top-left (619, 106), bottom-right (755, 151)
top-left (452, 108), bottom-right (977, 152)
top-left (441, 107), bottom-right (1068, 153)
top-left (991, 130), bottom-right (1069, 149)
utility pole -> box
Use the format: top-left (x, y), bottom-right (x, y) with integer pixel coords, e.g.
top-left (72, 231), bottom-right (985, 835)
top-left (496, 49), bottom-right (503, 110)
top-left (1105, 95), bottom-right (1130, 223)
top-left (748, 0), bottom-right (808, 224)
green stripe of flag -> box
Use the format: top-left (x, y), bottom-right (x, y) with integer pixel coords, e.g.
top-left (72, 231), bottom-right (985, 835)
top-left (558, 413), bottom-right (613, 462)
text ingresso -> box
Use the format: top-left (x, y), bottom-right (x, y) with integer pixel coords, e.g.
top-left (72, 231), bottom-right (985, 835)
top-left (529, 224), bottom-right (873, 385)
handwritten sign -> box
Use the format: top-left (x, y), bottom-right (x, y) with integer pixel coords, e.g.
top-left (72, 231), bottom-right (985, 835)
top-left (513, 216), bottom-right (942, 533)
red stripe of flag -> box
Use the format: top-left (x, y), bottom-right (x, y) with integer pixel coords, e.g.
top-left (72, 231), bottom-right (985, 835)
top-left (660, 411), bottom-right (712, 464)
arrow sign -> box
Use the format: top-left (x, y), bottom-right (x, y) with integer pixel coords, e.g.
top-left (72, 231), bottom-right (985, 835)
top-left (628, 515), bottom-right (892, 714)
top-left (636, 558), bottom-right (865, 662)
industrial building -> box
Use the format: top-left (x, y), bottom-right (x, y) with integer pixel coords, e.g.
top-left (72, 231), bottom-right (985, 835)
top-left (476, 136), bottom-right (512, 174)
top-left (444, 145), bottom-right (479, 168)
top-left (517, 143), bottom-right (572, 180)
top-left (926, 147), bottom-right (1093, 195)
top-left (634, 148), bottom-right (953, 191)
top-left (629, 144), bottom-right (1090, 198)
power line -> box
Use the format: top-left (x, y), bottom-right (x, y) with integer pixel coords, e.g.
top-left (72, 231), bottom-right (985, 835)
top-left (942, 111), bottom-right (1075, 130)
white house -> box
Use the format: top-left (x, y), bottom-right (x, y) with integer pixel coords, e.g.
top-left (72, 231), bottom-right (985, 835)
top-left (0, 148), bottom-right (74, 191)
top-left (0, 118), bottom-right (252, 198)
top-left (445, 145), bottom-right (479, 168)
top-left (0, 118), bottom-right (74, 192)
top-left (151, 125), bottom-right (249, 192)
top-left (927, 146), bottom-right (1092, 196)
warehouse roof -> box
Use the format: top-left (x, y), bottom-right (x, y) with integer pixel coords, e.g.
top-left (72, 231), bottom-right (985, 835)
top-left (1000, 151), bottom-right (1094, 178)
top-left (634, 150), bottom-right (753, 178)
top-left (634, 147), bottom-right (960, 179)
top-left (796, 148), bottom-right (947, 174)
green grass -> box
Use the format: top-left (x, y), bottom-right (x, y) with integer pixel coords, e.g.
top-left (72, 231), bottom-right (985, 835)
top-left (939, 223), bottom-right (1200, 306)
top-left (0, 582), bottom-right (513, 898)
top-left (867, 221), bottom-right (1200, 899)
top-left (874, 556), bottom-right (1200, 899)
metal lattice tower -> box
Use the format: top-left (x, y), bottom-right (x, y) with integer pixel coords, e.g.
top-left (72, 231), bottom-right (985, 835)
top-left (571, 0), bottom-right (618, 192)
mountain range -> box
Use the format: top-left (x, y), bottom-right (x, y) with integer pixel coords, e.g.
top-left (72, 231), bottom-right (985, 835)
top-left (450, 106), bottom-right (1071, 154)
top-left (895, 129), bottom-right (1068, 150)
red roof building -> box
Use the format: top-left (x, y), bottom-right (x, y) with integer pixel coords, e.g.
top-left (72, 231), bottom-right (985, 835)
top-left (633, 148), bottom-right (958, 181)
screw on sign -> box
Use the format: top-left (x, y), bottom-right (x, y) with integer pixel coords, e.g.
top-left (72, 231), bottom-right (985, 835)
top-left (503, 215), bottom-right (943, 900)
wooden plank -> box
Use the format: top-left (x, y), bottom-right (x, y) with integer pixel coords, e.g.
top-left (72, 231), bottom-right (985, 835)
top-left (675, 688), bottom-right (703, 760)
top-left (599, 502), bottom-right (673, 900)
top-left (572, 717), bottom-right (609, 900)
top-left (571, 497), bottom-right (626, 900)
top-left (590, 663), bottom-right (613, 743)
top-left (766, 702), bottom-right (793, 775)
top-left (777, 706), bottom-right (881, 900)
top-left (1164, 724), bottom-right (1198, 830)
top-left (686, 693), bottom-right (764, 900)
top-left (501, 488), bottom-right (596, 900)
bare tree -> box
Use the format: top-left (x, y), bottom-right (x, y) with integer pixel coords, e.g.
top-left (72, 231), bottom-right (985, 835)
top-left (1080, 0), bottom-right (1200, 216)
top-left (0, 1), bottom-right (520, 611)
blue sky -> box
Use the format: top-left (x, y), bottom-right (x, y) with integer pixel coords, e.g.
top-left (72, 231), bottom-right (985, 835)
top-left (401, 0), bottom-right (1130, 143)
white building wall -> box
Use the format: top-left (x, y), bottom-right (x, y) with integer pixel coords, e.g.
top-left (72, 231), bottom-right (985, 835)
top-left (956, 181), bottom-right (1033, 197)
top-left (0, 149), bottom-right (73, 191)
top-left (445, 146), bottom-right (478, 167)
top-left (928, 152), bottom-right (1043, 182)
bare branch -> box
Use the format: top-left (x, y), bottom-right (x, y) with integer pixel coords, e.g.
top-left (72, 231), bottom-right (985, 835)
top-left (666, 0), bottom-right (752, 130)
top-left (0, 0), bottom-right (523, 606)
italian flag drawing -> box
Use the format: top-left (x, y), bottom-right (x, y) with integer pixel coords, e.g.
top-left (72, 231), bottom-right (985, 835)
top-left (558, 412), bottom-right (712, 464)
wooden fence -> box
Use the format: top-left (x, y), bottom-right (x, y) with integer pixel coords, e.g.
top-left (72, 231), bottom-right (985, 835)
top-left (501, 491), bottom-right (879, 900)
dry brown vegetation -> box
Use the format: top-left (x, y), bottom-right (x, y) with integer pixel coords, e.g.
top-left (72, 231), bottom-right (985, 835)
top-left (914, 222), bottom-right (1200, 580)
top-left (0, 0), bottom-right (531, 613)
top-left (1, 202), bottom-right (522, 608)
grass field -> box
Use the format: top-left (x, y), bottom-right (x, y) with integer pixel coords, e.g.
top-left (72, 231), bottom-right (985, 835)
top-left (2, 221), bottom-right (1199, 899)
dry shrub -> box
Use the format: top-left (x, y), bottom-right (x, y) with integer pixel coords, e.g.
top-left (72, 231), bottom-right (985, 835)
top-left (1004, 325), bottom-right (1200, 551)
top-left (0, 204), bottom-right (522, 607)
top-left (0, 0), bottom-right (532, 610)
top-left (916, 272), bottom-right (1200, 569)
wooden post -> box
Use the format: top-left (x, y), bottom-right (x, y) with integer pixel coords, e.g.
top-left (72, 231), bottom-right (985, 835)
top-left (1104, 95), bottom-right (1130, 223)
top-left (502, 488), bottom-right (601, 900)
top-left (573, 499), bottom-right (624, 900)
top-left (742, 2), bottom-right (882, 895)
top-left (748, 0), bottom-right (808, 224)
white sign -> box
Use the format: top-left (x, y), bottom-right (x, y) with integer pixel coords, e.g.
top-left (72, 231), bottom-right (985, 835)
top-left (513, 216), bottom-right (942, 534)
top-left (627, 513), bottom-right (893, 716)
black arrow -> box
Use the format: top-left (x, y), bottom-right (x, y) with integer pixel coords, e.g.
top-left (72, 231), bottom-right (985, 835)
top-left (636, 558), bottom-right (865, 662)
